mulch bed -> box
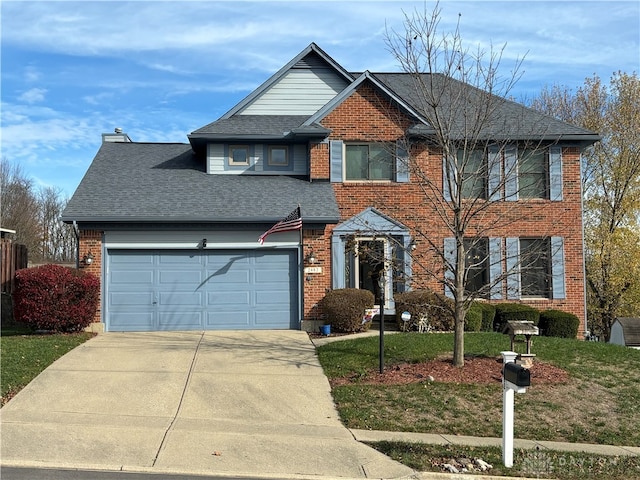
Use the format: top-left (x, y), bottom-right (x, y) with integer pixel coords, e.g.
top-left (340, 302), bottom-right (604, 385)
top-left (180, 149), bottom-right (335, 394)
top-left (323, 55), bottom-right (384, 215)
top-left (330, 355), bottom-right (569, 387)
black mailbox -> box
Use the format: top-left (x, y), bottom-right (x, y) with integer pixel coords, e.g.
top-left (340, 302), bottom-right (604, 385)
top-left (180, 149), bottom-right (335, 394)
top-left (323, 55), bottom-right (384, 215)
top-left (503, 362), bottom-right (531, 387)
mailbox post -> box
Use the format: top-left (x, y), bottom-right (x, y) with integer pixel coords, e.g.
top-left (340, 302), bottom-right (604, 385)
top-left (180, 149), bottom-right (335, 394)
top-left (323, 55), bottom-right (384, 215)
top-left (501, 351), bottom-right (530, 468)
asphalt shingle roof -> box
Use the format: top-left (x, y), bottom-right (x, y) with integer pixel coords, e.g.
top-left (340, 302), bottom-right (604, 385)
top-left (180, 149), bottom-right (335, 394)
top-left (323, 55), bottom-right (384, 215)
top-left (62, 142), bottom-right (340, 224)
top-left (192, 115), bottom-right (310, 136)
top-left (372, 73), bottom-right (599, 141)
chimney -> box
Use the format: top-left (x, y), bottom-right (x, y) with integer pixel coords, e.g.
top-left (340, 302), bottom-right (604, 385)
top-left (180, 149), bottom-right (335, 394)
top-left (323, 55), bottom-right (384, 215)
top-left (102, 127), bottom-right (132, 143)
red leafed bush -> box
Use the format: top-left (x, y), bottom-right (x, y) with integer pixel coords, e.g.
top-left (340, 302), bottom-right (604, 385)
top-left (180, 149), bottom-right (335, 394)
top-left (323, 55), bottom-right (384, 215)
top-left (13, 264), bottom-right (99, 332)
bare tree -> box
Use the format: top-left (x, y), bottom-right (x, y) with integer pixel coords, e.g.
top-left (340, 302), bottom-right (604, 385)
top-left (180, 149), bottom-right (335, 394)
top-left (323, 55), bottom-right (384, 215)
top-left (1, 158), bottom-right (76, 264)
top-left (39, 186), bottom-right (76, 263)
top-left (381, 3), bottom-right (567, 366)
top-left (0, 158), bottom-right (41, 259)
top-left (530, 73), bottom-right (640, 340)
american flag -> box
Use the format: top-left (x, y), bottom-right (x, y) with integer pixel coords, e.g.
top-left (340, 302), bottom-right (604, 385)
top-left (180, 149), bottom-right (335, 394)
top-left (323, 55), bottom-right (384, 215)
top-left (258, 206), bottom-right (302, 244)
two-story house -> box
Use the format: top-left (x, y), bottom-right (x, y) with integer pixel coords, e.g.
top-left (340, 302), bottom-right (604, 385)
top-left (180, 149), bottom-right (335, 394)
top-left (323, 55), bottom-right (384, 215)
top-left (62, 43), bottom-right (599, 334)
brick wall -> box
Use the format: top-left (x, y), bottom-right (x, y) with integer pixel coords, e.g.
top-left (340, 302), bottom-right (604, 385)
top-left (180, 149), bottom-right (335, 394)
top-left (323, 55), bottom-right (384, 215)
top-left (303, 82), bottom-right (587, 335)
top-left (79, 230), bottom-right (103, 325)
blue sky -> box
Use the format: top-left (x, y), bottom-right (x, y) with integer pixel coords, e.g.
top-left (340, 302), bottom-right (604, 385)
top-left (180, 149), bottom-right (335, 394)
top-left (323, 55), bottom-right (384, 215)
top-left (1, 1), bottom-right (639, 199)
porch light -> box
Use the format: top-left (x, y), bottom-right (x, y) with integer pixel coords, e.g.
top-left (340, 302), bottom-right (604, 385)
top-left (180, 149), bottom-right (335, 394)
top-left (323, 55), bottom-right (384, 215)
top-left (82, 252), bottom-right (94, 267)
top-left (304, 250), bottom-right (318, 265)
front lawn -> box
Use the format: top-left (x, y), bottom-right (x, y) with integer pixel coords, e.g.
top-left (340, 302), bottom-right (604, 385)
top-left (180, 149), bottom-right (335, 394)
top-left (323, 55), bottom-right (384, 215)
top-left (316, 332), bottom-right (640, 447)
top-left (1, 325), bottom-right (94, 405)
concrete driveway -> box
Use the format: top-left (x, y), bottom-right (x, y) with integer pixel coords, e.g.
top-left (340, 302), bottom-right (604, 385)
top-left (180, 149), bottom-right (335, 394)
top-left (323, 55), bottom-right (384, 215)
top-left (0, 331), bottom-right (415, 479)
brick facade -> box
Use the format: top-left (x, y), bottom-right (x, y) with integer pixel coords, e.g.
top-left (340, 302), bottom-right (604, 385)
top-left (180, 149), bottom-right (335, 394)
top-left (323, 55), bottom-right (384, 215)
top-left (78, 230), bottom-right (103, 325)
top-left (303, 83), bottom-right (587, 334)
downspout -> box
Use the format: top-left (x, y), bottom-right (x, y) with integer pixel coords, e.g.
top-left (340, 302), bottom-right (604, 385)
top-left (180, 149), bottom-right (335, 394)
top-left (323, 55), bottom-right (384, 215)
top-left (579, 152), bottom-right (589, 338)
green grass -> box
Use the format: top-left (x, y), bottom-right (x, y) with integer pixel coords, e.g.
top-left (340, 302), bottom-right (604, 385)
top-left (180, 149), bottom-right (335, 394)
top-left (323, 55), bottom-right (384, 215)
top-left (317, 332), bottom-right (640, 446)
top-left (371, 442), bottom-right (640, 479)
top-left (1, 325), bottom-right (94, 405)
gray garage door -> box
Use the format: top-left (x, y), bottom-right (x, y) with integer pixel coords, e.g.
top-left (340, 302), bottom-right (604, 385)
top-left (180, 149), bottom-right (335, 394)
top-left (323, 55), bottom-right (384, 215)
top-left (106, 249), bottom-right (298, 331)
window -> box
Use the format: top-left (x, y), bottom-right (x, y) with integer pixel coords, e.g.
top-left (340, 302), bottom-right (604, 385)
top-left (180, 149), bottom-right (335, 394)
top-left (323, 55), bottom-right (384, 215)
top-left (520, 238), bottom-right (550, 297)
top-left (268, 146), bottom-right (289, 166)
top-left (458, 149), bottom-right (487, 199)
top-left (345, 143), bottom-right (393, 181)
top-left (519, 149), bottom-right (547, 199)
top-left (229, 145), bottom-right (249, 166)
top-left (464, 238), bottom-right (488, 295)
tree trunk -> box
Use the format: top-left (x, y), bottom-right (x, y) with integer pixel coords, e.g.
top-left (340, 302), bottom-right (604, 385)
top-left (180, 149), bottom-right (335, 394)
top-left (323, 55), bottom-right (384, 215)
top-left (453, 308), bottom-right (465, 367)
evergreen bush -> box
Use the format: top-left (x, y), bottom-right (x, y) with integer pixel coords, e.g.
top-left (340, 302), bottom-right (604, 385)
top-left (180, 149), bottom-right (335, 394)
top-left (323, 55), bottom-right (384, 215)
top-left (539, 309), bottom-right (580, 338)
top-left (494, 303), bottom-right (540, 332)
top-left (394, 289), bottom-right (454, 331)
top-left (319, 288), bottom-right (374, 333)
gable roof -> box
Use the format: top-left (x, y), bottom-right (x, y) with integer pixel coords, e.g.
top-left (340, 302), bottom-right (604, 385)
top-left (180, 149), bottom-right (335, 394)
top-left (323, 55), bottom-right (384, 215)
top-left (221, 43), bottom-right (354, 119)
top-left (190, 43), bottom-right (599, 146)
top-left (303, 71), bottom-right (431, 129)
top-left (61, 142), bottom-right (339, 225)
top-left (615, 318), bottom-right (640, 346)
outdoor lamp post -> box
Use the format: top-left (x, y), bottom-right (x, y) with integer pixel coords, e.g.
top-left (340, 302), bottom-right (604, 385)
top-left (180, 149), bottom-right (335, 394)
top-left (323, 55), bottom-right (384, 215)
top-left (378, 270), bottom-right (386, 374)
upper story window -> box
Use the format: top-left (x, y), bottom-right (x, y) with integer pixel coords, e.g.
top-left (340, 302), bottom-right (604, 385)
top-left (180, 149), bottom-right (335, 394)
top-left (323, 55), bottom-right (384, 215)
top-left (457, 149), bottom-right (487, 199)
top-left (229, 145), bottom-right (250, 166)
top-left (345, 143), bottom-right (394, 181)
top-left (268, 146), bottom-right (289, 166)
top-left (519, 149), bottom-right (548, 199)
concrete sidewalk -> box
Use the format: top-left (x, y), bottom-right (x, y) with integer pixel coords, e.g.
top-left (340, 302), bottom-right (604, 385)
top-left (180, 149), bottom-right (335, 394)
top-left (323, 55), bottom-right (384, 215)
top-left (0, 331), bottom-right (415, 479)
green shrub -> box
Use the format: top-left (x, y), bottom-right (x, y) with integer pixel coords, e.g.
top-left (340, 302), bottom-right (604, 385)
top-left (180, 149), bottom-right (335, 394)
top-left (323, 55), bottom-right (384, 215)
top-left (477, 303), bottom-right (497, 332)
top-left (394, 289), bottom-right (454, 331)
top-left (13, 264), bottom-right (100, 333)
top-left (464, 303), bottom-right (483, 332)
top-left (539, 309), bottom-right (580, 338)
top-left (494, 303), bottom-right (540, 332)
top-left (319, 288), bottom-right (375, 333)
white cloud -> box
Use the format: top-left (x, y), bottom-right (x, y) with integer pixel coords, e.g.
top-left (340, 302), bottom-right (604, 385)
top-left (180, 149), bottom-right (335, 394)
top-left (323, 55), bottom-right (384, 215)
top-left (17, 87), bottom-right (47, 104)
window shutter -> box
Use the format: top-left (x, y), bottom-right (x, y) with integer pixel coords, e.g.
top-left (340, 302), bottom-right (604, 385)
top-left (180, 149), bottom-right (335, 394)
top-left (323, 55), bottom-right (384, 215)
top-left (489, 237), bottom-right (503, 299)
top-left (443, 237), bottom-right (456, 298)
top-left (395, 140), bottom-right (409, 183)
top-left (505, 237), bottom-right (520, 299)
top-left (331, 235), bottom-right (345, 288)
top-left (329, 140), bottom-right (343, 183)
top-left (549, 146), bottom-right (563, 201)
top-left (551, 236), bottom-right (566, 299)
top-left (443, 155), bottom-right (457, 201)
top-left (504, 145), bottom-right (519, 201)
top-left (488, 146), bottom-right (502, 201)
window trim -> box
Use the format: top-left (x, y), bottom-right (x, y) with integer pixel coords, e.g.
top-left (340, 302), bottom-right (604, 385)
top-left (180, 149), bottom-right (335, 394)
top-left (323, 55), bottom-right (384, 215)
top-left (457, 148), bottom-right (488, 200)
top-left (268, 145), bottom-right (289, 166)
top-left (519, 237), bottom-right (552, 298)
top-left (518, 148), bottom-right (549, 200)
top-left (229, 145), bottom-right (250, 166)
top-left (344, 142), bottom-right (394, 182)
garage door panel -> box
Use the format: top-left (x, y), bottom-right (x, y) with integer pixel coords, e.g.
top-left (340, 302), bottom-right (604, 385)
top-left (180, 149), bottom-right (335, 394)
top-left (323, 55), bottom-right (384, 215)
top-left (158, 312), bottom-right (202, 329)
top-left (110, 292), bottom-right (154, 306)
top-left (256, 290), bottom-right (290, 304)
top-left (159, 292), bottom-right (202, 307)
top-left (110, 312), bottom-right (154, 330)
top-left (158, 253), bottom-right (202, 265)
top-left (159, 270), bottom-right (202, 284)
top-left (107, 249), bottom-right (297, 331)
top-left (110, 271), bottom-right (154, 285)
top-left (206, 310), bottom-right (251, 328)
top-left (207, 291), bottom-right (250, 306)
